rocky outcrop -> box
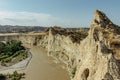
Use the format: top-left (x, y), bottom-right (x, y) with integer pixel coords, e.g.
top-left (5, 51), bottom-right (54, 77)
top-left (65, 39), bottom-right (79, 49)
top-left (46, 10), bottom-right (120, 80)
top-left (74, 10), bottom-right (120, 80)
top-left (47, 28), bottom-right (82, 78)
top-left (46, 27), bottom-right (88, 78)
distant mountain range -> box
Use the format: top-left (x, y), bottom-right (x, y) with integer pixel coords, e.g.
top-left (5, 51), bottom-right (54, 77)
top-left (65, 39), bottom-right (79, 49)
top-left (0, 25), bottom-right (89, 33)
top-left (0, 25), bottom-right (48, 33)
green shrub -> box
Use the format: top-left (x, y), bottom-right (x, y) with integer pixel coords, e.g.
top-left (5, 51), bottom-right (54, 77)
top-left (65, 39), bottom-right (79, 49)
top-left (2, 56), bottom-right (13, 62)
top-left (0, 55), bottom-right (9, 61)
top-left (9, 71), bottom-right (25, 80)
top-left (0, 74), bottom-right (7, 80)
top-left (0, 40), bottom-right (27, 63)
top-left (72, 66), bottom-right (77, 78)
top-left (0, 71), bottom-right (25, 80)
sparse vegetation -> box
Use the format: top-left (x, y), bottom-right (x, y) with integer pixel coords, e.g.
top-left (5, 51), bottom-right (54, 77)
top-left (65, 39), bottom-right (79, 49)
top-left (0, 71), bottom-right (25, 80)
top-left (0, 40), bottom-right (27, 66)
top-left (0, 73), bottom-right (7, 80)
top-left (49, 27), bottom-right (88, 43)
top-left (71, 66), bottom-right (77, 78)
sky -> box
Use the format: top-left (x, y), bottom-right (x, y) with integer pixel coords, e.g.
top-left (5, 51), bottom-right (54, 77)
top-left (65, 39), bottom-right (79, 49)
top-left (0, 0), bottom-right (119, 27)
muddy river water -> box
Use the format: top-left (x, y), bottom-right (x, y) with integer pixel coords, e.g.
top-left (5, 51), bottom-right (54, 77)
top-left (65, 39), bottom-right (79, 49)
top-left (22, 46), bottom-right (70, 80)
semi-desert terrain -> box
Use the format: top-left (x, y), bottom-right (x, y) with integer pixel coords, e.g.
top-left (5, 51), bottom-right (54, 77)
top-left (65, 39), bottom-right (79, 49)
top-left (0, 10), bottom-right (120, 80)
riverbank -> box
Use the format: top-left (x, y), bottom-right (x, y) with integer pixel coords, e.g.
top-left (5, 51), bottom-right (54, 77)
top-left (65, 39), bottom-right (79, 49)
top-left (0, 51), bottom-right (32, 73)
top-left (0, 45), bottom-right (70, 80)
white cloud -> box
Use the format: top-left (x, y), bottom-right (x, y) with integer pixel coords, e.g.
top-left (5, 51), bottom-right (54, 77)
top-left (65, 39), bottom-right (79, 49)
top-left (0, 11), bottom-right (80, 27)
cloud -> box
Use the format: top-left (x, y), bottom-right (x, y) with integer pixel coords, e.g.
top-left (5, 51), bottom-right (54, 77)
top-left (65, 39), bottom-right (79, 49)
top-left (0, 11), bottom-right (80, 27)
top-left (0, 11), bottom-right (57, 26)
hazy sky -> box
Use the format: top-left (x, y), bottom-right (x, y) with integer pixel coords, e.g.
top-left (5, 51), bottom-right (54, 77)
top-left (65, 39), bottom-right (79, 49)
top-left (0, 0), bottom-right (119, 27)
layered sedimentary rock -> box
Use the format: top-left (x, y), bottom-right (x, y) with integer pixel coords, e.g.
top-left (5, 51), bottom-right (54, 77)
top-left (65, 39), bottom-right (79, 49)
top-left (74, 10), bottom-right (120, 80)
top-left (47, 27), bottom-right (88, 78)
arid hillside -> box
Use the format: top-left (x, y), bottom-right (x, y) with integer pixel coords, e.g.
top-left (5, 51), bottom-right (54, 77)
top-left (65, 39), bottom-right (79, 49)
top-left (74, 10), bottom-right (120, 80)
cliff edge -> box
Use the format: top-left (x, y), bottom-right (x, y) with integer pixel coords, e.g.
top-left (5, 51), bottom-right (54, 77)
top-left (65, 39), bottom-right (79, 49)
top-left (74, 10), bottom-right (120, 80)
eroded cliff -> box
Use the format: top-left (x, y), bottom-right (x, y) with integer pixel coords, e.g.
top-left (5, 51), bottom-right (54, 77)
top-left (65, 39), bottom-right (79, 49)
top-left (74, 10), bottom-right (120, 80)
top-left (47, 27), bottom-right (88, 78)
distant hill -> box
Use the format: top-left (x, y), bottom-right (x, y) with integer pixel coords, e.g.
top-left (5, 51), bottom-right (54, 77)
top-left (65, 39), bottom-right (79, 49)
top-left (0, 25), bottom-right (48, 33)
top-left (0, 25), bottom-right (89, 33)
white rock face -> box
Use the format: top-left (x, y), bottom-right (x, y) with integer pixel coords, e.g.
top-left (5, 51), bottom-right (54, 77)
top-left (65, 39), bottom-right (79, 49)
top-left (47, 28), bottom-right (82, 78)
top-left (74, 10), bottom-right (120, 80)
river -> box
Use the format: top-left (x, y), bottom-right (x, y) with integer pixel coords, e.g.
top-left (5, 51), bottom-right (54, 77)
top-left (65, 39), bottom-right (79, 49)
top-left (22, 46), bottom-right (70, 80)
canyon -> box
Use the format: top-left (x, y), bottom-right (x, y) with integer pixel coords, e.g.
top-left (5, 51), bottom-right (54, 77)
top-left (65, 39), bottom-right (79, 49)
top-left (0, 10), bottom-right (120, 80)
